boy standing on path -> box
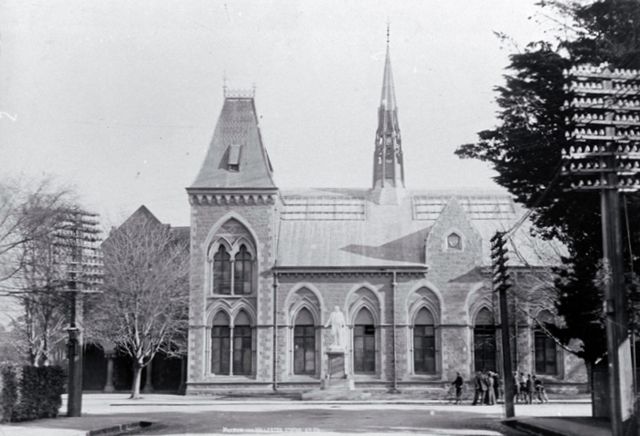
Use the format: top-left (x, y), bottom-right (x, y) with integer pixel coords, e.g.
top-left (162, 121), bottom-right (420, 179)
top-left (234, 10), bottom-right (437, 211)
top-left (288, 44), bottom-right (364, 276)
top-left (452, 372), bottom-right (464, 404)
top-left (533, 376), bottom-right (549, 403)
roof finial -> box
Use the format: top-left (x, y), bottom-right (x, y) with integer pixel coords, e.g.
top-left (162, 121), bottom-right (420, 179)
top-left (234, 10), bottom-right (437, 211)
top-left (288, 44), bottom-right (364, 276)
top-left (223, 71), bottom-right (228, 95)
top-left (386, 21), bottom-right (390, 46)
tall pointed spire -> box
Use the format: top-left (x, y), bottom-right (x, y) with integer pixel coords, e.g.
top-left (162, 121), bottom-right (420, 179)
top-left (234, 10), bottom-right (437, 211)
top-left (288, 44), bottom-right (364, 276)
top-left (372, 25), bottom-right (405, 204)
top-left (380, 24), bottom-right (397, 112)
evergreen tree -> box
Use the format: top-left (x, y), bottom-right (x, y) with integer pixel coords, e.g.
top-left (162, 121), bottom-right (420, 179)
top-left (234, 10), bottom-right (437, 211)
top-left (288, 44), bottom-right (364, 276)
top-left (456, 0), bottom-right (640, 367)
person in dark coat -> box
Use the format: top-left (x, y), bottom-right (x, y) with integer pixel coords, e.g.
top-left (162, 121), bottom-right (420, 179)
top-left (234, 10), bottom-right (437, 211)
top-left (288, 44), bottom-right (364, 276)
top-left (525, 374), bottom-right (533, 404)
top-left (472, 371), bottom-right (484, 405)
top-left (452, 372), bottom-right (464, 404)
top-left (481, 371), bottom-right (491, 404)
top-left (492, 371), bottom-right (500, 402)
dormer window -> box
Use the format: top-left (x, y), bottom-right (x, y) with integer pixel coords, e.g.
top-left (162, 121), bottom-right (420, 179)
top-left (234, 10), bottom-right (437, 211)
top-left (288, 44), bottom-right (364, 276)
top-left (227, 144), bottom-right (242, 171)
top-left (447, 232), bottom-right (462, 250)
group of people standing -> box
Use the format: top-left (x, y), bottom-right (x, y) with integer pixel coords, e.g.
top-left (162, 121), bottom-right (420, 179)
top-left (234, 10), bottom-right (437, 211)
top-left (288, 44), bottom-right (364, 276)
top-left (470, 370), bottom-right (501, 405)
top-left (450, 370), bottom-right (549, 405)
top-left (514, 372), bottom-right (549, 404)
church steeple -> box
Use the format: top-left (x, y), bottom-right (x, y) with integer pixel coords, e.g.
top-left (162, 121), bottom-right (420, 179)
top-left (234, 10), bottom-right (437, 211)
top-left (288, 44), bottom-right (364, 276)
top-left (372, 28), bottom-right (405, 204)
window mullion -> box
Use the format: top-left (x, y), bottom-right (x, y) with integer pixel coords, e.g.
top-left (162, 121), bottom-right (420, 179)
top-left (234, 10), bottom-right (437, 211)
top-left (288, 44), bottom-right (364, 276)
top-left (230, 259), bottom-right (236, 295)
top-left (229, 326), bottom-right (234, 376)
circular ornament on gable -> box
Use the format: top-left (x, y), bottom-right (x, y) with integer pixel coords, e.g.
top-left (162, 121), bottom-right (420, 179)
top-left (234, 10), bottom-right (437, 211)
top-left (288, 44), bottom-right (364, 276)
top-left (447, 233), bottom-right (462, 250)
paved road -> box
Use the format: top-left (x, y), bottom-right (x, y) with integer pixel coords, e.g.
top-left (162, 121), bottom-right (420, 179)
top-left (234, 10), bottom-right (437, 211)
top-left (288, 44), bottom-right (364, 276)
top-left (131, 406), bottom-right (520, 435)
top-left (1, 394), bottom-right (591, 436)
top-left (85, 395), bottom-right (591, 436)
top-left (117, 402), bottom-right (585, 435)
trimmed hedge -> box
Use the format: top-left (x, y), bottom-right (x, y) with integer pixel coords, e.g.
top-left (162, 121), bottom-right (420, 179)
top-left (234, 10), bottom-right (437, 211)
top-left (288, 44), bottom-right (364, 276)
top-left (0, 365), bottom-right (18, 422)
top-left (0, 365), bottom-right (64, 422)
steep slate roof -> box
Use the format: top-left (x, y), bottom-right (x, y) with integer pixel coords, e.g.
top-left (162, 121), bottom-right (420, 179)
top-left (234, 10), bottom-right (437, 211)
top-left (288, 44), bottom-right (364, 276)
top-left (191, 96), bottom-right (276, 190)
top-left (120, 205), bottom-right (162, 228)
top-left (276, 188), bottom-right (564, 269)
top-left (170, 226), bottom-right (190, 244)
top-left (105, 206), bottom-right (190, 249)
top-left (103, 205), bottom-right (162, 246)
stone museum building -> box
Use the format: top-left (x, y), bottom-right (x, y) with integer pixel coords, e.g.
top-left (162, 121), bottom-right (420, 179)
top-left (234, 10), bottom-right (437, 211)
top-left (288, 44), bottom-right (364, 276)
top-left (182, 41), bottom-right (587, 394)
top-left (84, 42), bottom-right (588, 394)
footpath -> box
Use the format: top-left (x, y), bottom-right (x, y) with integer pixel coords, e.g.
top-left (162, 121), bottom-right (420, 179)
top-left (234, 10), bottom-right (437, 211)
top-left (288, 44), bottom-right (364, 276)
top-left (0, 393), bottom-right (608, 436)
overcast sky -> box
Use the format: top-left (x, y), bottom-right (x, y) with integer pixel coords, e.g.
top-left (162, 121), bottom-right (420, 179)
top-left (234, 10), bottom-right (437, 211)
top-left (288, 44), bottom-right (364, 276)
top-left (0, 0), bottom-right (562, 228)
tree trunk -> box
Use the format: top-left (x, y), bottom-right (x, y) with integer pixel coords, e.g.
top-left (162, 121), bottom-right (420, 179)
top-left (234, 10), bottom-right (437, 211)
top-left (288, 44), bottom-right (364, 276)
top-left (130, 364), bottom-right (143, 399)
top-left (586, 361), bottom-right (595, 416)
top-left (42, 328), bottom-right (50, 366)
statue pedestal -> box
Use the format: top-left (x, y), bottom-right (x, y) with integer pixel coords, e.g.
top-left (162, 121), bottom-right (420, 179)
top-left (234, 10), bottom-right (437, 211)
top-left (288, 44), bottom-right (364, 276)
top-left (321, 349), bottom-right (354, 390)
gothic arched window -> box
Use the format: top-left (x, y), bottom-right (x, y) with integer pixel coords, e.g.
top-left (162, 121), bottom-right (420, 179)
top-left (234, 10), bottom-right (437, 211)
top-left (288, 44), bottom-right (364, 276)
top-left (233, 245), bottom-right (253, 295)
top-left (213, 245), bottom-right (231, 295)
top-left (210, 310), bottom-right (255, 376)
top-left (233, 311), bottom-right (253, 375)
top-left (413, 308), bottom-right (436, 374)
top-left (474, 308), bottom-right (496, 372)
top-left (353, 308), bottom-right (375, 374)
top-left (293, 308), bottom-right (315, 375)
top-left (534, 311), bottom-right (558, 375)
top-left (211, 311), bottom-right (230, 375)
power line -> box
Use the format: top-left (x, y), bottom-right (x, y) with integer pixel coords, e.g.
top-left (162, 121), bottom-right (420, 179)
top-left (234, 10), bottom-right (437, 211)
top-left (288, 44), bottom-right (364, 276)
top-left (503, 162), bottom-right (564, 238)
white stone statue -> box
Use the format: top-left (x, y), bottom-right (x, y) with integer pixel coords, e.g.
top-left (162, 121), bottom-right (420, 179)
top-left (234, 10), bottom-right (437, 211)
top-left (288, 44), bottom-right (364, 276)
top-left (325, 306), bottom-right (347, 350)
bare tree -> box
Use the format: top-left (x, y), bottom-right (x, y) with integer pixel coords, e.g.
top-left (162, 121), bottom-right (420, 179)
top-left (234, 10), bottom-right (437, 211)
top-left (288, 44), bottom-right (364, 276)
top-left (0, 178), bottom-right (79, 365)
top-left (94, 212), bottom-right (189, 398)
top-left (0, 178), bottom-right (70, 286)
top-left (12, 222), bottom-right (75, 366)
top-left (506, 227), bottom-right (589, 357)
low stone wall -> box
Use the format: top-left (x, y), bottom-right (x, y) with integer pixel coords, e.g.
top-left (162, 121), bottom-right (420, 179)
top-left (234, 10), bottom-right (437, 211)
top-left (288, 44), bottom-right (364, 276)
top-left (545, 382), bottom-right (589, 395)
top-left (185, 380), bottom-right (589, 400)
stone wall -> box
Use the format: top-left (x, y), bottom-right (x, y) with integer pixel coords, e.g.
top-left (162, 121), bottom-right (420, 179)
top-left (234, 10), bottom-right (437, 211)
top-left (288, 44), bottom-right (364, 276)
top-left (187, 196), bottom-right (279, 391)
top-left (186, 194), bottom-right (588, 393)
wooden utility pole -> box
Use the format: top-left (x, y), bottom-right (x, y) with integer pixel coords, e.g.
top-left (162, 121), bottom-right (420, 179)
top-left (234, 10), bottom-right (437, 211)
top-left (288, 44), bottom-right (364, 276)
top-left (54, 208), bottom-right (102, 417)
top-left (66, 289), bottom-right (83, 417)
top-left (563, 65), bottom-right (639, 436)
top-left (491, 231), bottom-right (515, 418)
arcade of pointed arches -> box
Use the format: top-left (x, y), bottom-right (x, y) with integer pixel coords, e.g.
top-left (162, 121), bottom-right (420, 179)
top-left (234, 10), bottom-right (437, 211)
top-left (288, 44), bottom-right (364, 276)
top-left (204, 282), bottom-right (562, 380)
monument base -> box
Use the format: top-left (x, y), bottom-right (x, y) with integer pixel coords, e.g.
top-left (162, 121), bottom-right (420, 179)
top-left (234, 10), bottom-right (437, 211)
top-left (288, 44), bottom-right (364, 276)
top-left (322, 350), bottom-right (354, 391)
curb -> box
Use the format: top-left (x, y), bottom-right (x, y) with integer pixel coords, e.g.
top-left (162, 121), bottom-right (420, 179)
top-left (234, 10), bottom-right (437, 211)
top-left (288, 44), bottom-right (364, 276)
top-left (87, 421), bottom-right (152, 436)
top-left (106, 399), bottom-right (591, 407)
top-left (503, 419), bottom-right (566, 436)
